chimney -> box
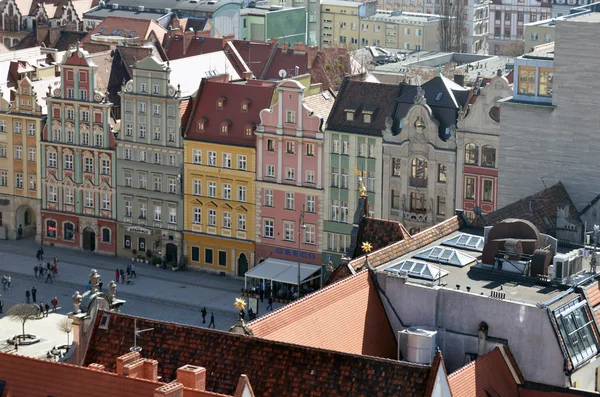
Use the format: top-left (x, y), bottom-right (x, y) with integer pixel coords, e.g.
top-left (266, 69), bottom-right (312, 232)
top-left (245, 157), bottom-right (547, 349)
top-left (143, 359), bottom-right (159, 382)
top-left (88, 363), bottom-right (106, 371)
top-left (281, 42), bottom-right (290, 51)
top-left (121, 357), bottom-right (158, 381)
top-left (154, 382), bottom-right (184, 397)
top-left (270, 37), bottom-right (279, 44)
top-left (307, 46), bottom-right (319, 69)
top-left (116, 351), bottom-right (141, 375)
top-left (453, 74), bottom-right (465, 87)
top-left (176, 365), bottom-right (206, 391)
top-left (294, 42), bottom-right (307, 52)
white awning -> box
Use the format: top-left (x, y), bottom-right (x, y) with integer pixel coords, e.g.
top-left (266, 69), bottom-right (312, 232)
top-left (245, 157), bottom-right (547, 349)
top-left (245, 258), bottom-right (321, 285)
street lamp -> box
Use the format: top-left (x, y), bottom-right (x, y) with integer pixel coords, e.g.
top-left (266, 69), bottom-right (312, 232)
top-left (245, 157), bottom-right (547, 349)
top-left (297, 205), bottom-right (306, 299)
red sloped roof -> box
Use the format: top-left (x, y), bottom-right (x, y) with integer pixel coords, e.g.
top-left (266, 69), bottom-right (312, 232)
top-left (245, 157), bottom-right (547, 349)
top-left (248, 269), bottom-right (397, 359)
top-left (260, 48), bottom-right (309, 80)
top-left (231, 40), bottom-right (276, 79)
top-left (165, 35), bottom-right (225, 61)
top-left (448, 346), bottom-right (522, 397)
top-left (185, 77), bottom-right (275, 147)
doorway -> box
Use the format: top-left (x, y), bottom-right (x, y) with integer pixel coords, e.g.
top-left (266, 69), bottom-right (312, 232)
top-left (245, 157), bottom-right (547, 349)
top-left (237, 253), bottom-right (248, 276)
top-left (82, 227), bottom-right (96, 251)
top-left (166, 243), bottom-right (178, 264)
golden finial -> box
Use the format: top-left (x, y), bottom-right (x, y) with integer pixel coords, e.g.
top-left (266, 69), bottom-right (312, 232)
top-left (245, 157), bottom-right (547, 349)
top-left (234, 298), bottom-right (246, 310)
top-left (362, 241), bottom-right (373, 253)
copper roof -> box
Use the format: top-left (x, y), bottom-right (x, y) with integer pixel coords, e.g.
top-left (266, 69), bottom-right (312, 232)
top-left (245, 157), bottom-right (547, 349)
top-left (84, 310), bottom-right (439, 396)
top-left (248, 269), bottom-right (397, 359)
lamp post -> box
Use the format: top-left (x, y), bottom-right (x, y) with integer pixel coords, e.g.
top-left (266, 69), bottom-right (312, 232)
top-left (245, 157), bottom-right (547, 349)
top-left (297, 205), bottom-right (306, 299)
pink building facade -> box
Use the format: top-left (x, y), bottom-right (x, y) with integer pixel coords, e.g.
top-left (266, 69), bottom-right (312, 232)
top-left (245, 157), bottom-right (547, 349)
top-left (254, 80), bottom-right (325, 266)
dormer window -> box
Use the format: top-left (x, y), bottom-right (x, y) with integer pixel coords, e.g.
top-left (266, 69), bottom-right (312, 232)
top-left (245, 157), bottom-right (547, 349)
top-left (241, 98), bottom-right (251, 112)
top-left (363, 114), bottom-right (371, 123)
top-left (198, 117), bottom-right (207, 131)
top-left (245, 122), bottom-right (255, 136)
top-left (346, 111), bottom-right (354, 121)
top-left (220, 120), bottom-right (231, 135)
top-left (217, 96), bottom-right (227, 109)
top-left (345, 103), bottom-right (360, 121)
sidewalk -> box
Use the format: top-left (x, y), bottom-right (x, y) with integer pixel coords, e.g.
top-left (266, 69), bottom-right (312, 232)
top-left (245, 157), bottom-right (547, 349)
top-left (0, 239), bottom-right (271, 317)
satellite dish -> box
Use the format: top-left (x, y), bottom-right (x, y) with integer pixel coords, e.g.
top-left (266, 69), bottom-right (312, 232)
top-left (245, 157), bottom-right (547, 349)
top-left (278, 69), bottom-right (287, 78)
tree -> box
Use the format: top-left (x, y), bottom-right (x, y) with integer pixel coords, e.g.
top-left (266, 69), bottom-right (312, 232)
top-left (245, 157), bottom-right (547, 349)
top-left (437, 0), bottom-right (467, 53)
top-left (7, 303), bottom-right (38, 338)
top-left (499, 41), bottom-right (525, 57)
top-left (310, 46), bottom-right (353, 91)
top-left (57, 317), bottom-right (73, 345)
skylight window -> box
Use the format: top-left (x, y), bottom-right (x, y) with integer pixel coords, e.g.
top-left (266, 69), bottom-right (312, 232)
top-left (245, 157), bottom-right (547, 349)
top-left (554, 299), bottom-right (598, 367)
top-left (442, 233), bottom-right (484, 252)
top-left (435, 92), bottom-right (443, 101)
top-left (413, 246), bottom-right (476, 267)
top-left (384, 259), bottom-right (448, 281)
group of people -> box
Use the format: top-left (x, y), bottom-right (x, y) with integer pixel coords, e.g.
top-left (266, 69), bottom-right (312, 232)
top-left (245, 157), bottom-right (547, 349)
top-left (200, 307), bottom-right (216, 328)
top-left (115, 263), bottom-right (136, 285)
top-left (1, 274), bottom-right (11, 290)
top-left (34, 260), bottom-right (58, 283)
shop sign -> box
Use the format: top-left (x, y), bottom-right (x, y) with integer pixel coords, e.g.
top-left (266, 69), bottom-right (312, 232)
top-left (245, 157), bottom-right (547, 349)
top-left (275, 247), bottom-right (316, 260)
top-left (126, 226), bottom-right (152, 235)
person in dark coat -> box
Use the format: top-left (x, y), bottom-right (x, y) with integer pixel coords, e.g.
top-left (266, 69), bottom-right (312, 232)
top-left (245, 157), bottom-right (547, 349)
top-left (208, 312), bottom-right (215, 328)
top-left (259, 288), bottom-right (264, 303)
top-left (201, 307), bottom-right (207, 323)
top-left (25, 289), bottom-right (30, 304)
top-left (267, 296), bottom-right (273, 311)
top-left (44, 302), bottom-right (50, 317)
top-left (31, 286), bottom-right (37, 303)
top-left (0, 298), bottom-right (3, 313)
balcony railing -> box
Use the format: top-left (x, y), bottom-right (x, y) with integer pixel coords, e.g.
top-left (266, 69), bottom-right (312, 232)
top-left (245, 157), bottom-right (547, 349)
top-left (409, 177), bottom-right (428, 188)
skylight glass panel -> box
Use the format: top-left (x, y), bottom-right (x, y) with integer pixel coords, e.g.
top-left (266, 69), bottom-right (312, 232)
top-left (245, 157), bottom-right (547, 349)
top-left (384, 259), bottom-right (448, 281)
top-left (554, 299), bottom-right (599, 367)
top-left (412, 246), bottom-right (476, 268)
top-left (442, 233), bottom-right (485, 252)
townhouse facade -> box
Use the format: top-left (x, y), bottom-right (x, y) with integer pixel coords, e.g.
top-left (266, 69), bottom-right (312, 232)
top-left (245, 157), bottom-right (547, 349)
top-left (115, 55), bottom-right (186, 263)
top-left (183, 75), bottom-right (275, 276)
top-left (323, 79), bottom-right (394, 264)
top-left (359, 12), bottom-right (440, 50)
top-left (0, 77), bottom-right (46, 241)
top-left (320, 0), bottom-right (377, 48)
top-left (488, 0), bottom-right (552, 55)
top-left (456, 74), bottom-right (511, 220)
top-left (41, 44), bottom-right (116, 254)
top-left (254, 79), bottom-right (325, 266)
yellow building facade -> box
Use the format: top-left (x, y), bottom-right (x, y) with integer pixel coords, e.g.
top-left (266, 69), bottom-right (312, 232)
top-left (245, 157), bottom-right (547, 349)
top-left (320, 0), bottom-right (377, 48)
top-left (183, 141), bottom-right (256, 276)
top-left (0, 77), bottom-right (48, 241)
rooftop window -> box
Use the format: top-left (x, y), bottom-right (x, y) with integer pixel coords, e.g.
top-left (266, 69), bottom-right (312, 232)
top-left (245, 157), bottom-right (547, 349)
top-left (413, 246), bottom-right (476, 267)
top-left (384, 259), bottom-right (449, 281)
top-left (554, 299), bottom-right (598, 367)
top-left (442, 233), bottom-right (484, 252)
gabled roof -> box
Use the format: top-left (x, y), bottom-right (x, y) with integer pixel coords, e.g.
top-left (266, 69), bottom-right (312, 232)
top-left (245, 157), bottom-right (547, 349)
top-left (185, 76), bottom-right (275, 147)
top-left (348, 215), bottom-right (464, 271)
top-left (448, 346), bottom-right (524, 397)
top-left (484, 182), bottom-right (580, 237)
top-left (84, 310), bottom-right (440, 397)
top-left (231, 40), bottom-right (276, 79)
top-left (327, 78), bottom-right (402, 136)
top-left (260, 46), bottom-right (309, 80)
top-left (83, 16), bottom-right (167, 43)
top-left (352, 217), bottom-right (410, 258)
top-left (303, 89), bottom-right (335, 125)
top-left (165, 34), bottom-right (225, 61)
top-left (248, 269), bottom-right (397, 359)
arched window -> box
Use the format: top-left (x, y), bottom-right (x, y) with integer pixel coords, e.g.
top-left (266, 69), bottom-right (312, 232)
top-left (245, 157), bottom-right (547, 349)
top-left (465, 143), bottom-right (478, 165)
top-left (46, 220), bottom-right (56, 238)
top-left (63, 222), bottom-right (74, 240)
top-left (482, 145), bottom-right (496, 168)
top-left (410, 192), bottom-right (426, 214)
top-left (410, 158), bottom-right (428, 187)
top-left (102, 227), bottom-right (111, 243)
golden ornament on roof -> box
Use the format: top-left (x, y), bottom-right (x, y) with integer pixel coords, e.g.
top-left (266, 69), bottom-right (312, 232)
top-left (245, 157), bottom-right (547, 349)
top-left (362, 241), bottom-right (373, 253)
top-left (234, 297), bottom-right (246, 310)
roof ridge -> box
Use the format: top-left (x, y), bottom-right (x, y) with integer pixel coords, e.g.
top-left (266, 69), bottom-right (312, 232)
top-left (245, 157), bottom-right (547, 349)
top-left (247, 269), bottom-right (369, 327)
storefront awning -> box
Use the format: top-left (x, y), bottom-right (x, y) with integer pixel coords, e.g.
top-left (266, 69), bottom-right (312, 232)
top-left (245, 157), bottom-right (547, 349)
top-left (245, 258), bottom-right (321, 285)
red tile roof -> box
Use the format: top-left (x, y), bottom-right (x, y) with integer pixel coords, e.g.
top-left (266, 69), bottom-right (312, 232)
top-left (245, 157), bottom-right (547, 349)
top-left (260, 47), bottom-right (309, 80)
top-left (231, 40), bottom-right (276, 79)
top-left (348, 215), bottom-right (464, 271)
top-left (352, 217), bottom-right (410, 258)
top-left (165, 34), bottom-right (226, 61)
top-left (324, 262), bottom-right (354, 286)
top-left (82, 17), bottom-right (167, 44)
top-left (0, 351), bottom-right (227, 397)
top-left (248, 269), bottom-right (397, 359)
top-left (448, 346), bottom-right (522, 397)
top-left (84, 310), bottom-right (439, 397)
top-left (185, 77), bottom-right (275, 147)
top-left (483, 182), bottom-right (580, 238)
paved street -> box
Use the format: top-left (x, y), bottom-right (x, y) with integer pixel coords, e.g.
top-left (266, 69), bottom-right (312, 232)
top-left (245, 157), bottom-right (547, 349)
top-left (0, 238), bottom-right (280, 331)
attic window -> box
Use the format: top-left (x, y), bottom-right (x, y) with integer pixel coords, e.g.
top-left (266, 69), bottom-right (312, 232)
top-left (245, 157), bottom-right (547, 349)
top-left (217, 96), bottom-right (226, 109)
top-left (245, 122), bottom-right (255, 136)
top-left (220, 120), bottom-right (231, 135)
top-left (363, 114), bottom-right (371, 123)
top-left (241, 98), bottom-right (251, 112)
top-left (346, 111), bottom-right (354, 121)
top-left (435, 92), bottom-right (443, 101)
top-left (99, 313), bottom-right (110, 330)
top-left (198, 117), bottom-right (207, 131)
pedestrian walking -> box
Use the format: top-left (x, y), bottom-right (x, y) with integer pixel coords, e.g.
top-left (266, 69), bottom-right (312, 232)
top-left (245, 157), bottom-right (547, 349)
top-left (126, 265), bottom-right (131, 277)
top-left (248, 307), bottom-right (254, 320)
top-left (0, 298), bottom-right (3, 313)
top-left (38, 265), bottom-right (44, 277)
top-left (46, 262), bottom-right (51, 274)
top-left (259, 288), bottom-right (264, 303)
top-left (201, 307), bottom-right (207, 323)
top-left (267, 296), bottom-right (273, 311)
top-left (115, 269), bottom-right (119, 282)
top-left (17, 224), bottom-right (22, 239)
top-left (25, 289), bottom-right (30, 304)
top-left (239, 309), bottom-right (246, 321)
top-left (45, 269), bottom-right (53, 284)
top-left (34, 265), bottom-right (38, 278)
top-left (119, 269), bottom-right (125, 284)
top-left (130, 263), bottom-right (136, 278)
top-left (44, 302), bottom-right (50, 316)
top-left (53, 263), bottom-right (58, 277)
top-left (51, 297), bottom-right (58, 311)
top-left (6, 275), bottom-right (10, 289)
top-left (208, 312), bottom-right (215, 328)
top-left (31, 286), bottom-right (37, 303)
top-left (1, 274), bottom-right (6, 290)
top-left (36, 247), bottom-right (42, 261)
top-left (162, 255), bottom-right (167, 269)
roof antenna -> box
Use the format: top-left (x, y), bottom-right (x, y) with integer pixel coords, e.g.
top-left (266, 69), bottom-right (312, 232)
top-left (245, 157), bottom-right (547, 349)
top-left (130, 319), bottom-right (154, 352)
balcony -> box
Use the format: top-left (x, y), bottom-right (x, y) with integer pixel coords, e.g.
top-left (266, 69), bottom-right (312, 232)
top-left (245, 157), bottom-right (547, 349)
top-left (403, 211), bottom-right (429, 223)
top-left (409, 177), bottom-right (428, 188)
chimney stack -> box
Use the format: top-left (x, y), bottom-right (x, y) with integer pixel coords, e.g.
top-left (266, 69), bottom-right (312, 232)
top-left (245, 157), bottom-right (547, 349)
top-left (116, 351), bottom-right (141, 375)
top-left (243, 71), bottom-right (255, 80)
top-left (177, 365), bottom-right (207, 391)
top-left (88, 363), bottom-right (106, 371)
top-left (154, 382), bottom-right (184, 397)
